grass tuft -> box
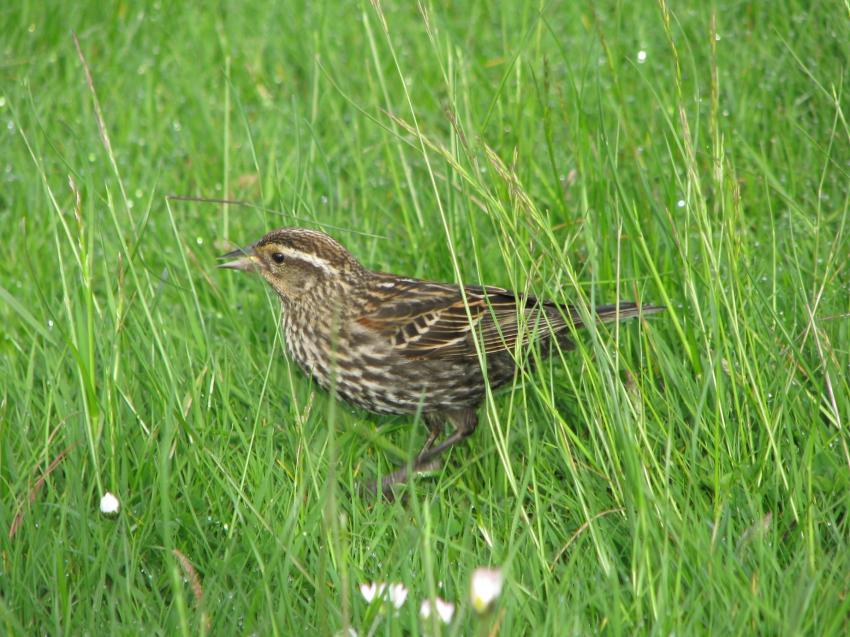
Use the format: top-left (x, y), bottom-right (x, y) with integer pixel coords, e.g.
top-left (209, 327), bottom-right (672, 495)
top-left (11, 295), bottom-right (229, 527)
top-left (1, 1), bottom-right (848, 634)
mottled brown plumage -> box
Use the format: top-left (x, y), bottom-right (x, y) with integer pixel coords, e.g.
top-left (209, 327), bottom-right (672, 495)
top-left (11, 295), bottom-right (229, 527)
top-left (220, 227), bottom-right (662, 493)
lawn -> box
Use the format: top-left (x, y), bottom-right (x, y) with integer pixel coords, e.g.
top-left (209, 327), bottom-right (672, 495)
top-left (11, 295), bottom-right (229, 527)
top-left (2, 1), bottom-right (849, 634)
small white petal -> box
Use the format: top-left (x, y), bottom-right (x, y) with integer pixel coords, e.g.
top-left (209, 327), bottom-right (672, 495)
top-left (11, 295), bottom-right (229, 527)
top-left (388, 583), bottom-right (408, 609)
top-left (359, 582), bottom-right (378, 603)
top-left (435, 598), bottom-right (455, 623)
top-left (420, 598), bottom-right (455, 624)
top-left (99, 492), bottom-right (120, 514)
top-left (361, 581), bottom-right (392, 605)
top-left (470, 567), bottom-right (503, 613)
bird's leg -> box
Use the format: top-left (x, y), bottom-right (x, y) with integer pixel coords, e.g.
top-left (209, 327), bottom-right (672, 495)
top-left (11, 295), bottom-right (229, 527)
top-left (413, 409), bottom-right (478, 468)
top-left (375, 413), bottom-right (445, 495)
top-left (418, 413), bottom-right (445, 456)
top-left (378, 409), bottom-right (478, 495)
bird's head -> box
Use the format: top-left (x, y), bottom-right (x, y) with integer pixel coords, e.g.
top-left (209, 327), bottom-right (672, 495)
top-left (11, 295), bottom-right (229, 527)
top-left (218, 227), bottom-right (365, 301)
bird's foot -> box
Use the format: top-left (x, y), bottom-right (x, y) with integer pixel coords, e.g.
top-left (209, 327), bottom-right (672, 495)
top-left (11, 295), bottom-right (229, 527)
top-left (364, 457), bottom-right (443, 501)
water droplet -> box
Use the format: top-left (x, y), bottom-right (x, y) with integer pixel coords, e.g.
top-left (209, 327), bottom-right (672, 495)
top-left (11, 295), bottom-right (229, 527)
top-left (637, 50), bottom-right (647, 63)
top-left (677, 199), bottom-right (686, 208)
top-left (196, 236), bottom-right (203, 245)
top-left (47, 319), bottom-right (54, 329)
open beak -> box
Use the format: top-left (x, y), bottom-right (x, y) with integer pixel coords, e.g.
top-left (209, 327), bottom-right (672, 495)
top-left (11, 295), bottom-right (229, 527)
top-left (218, 245), bottom-right (259, 271)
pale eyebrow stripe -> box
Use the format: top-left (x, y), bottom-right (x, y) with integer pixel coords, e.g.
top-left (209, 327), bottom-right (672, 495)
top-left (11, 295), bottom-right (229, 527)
top-left (280, 247), bottom-right (335, 274)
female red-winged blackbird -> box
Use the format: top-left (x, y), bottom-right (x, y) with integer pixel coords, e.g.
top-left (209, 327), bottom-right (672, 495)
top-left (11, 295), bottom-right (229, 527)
top-left (220, 227), bottom-right (662, 493)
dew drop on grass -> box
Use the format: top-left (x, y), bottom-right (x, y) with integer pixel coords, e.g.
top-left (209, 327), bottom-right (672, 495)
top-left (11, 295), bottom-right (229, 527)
top-left (47, 319), bottom-right (54, 329)
top-left (677, 199), bottom-right (686, 208)
top-left (196, 237), bottom-right (204, 245)
top-left (637, 50), bottom-right (647, 64)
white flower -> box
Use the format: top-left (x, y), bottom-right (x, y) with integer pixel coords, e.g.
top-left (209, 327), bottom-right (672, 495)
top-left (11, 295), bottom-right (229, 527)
top-left (637, 50), bottom-right (647, 63)
top-left (419, 597), bottom-right (455, 624)
top-left (470, 567), bottom-right (503, 613)
top-left (99, 492), bottom-right (120, 515)
top-left (359, 582), bottom-right (385, 603)
top-left (387, 583), bottom-right (408, 609)
top-left (359, 581), bottom-right (407, 609)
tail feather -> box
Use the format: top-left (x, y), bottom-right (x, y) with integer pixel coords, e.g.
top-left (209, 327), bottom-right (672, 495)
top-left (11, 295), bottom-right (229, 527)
top-left (571, 302), bottom-right (664, 328)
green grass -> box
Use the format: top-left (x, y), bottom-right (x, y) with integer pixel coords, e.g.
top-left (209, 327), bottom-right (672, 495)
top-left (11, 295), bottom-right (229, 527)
top-left (2, 0), bottom-right (849, 634)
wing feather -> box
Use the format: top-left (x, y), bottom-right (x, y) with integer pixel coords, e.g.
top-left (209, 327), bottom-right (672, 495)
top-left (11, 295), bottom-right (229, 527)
top-left (356, 276), bottom-right (567, 360)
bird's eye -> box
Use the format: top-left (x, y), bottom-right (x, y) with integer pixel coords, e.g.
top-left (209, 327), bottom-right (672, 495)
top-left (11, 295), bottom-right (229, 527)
top-left (271, 252), bottom-right (285, 264)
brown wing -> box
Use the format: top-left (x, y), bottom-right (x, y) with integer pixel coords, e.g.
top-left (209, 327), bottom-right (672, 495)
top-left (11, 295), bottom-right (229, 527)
top-left (356, 276), bottom-right (568, 360)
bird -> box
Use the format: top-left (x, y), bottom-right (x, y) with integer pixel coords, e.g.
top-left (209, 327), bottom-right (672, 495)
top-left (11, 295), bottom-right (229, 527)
top-left (219, 227), bottom-right (662, 494)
